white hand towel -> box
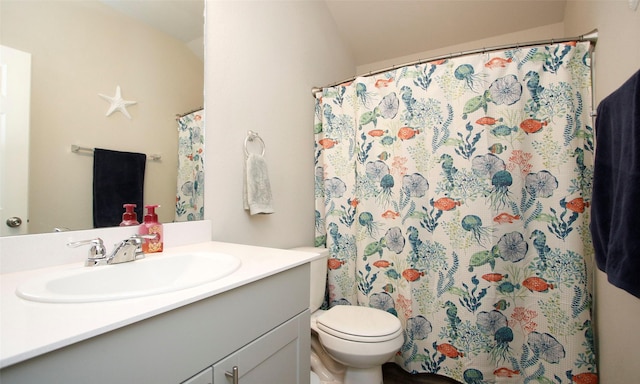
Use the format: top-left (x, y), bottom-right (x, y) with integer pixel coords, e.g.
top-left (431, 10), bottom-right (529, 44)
top-left (243, 153), bottom-right (274, 215)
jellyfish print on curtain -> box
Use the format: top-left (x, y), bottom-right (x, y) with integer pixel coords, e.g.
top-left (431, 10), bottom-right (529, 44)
top-left (314, 42), bottom-right (597, 383)
top-left (176, 109), bottom-right (204, 222)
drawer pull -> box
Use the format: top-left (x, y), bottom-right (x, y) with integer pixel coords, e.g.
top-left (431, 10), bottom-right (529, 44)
top-left (225, 366), bottom-right (239, 384)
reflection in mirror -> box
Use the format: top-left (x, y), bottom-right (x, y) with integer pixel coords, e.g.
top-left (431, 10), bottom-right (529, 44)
top-left (0, 0), bottom-right (204, 236)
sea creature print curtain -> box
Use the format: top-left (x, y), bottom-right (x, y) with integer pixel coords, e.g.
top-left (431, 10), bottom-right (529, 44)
top-left (314, 41), bottom-right (597, 383)
top-left (175, 109), bottom-right (205, 222)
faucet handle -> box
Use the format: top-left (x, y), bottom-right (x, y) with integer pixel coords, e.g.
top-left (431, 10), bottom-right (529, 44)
top-left (67, 238), bottom-right (107, 260)
top-left (129, 233), bottom-right (158, 242)
top-left (128, 233), bottom-right (158, 247)
top-left (124, 234), bottom-right (158, 259)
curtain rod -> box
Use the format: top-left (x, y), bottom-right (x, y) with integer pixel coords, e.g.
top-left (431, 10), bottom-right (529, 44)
top-left (311, 29), bottom-right (598, 95)
top-left (176, 107), bottom-right (203, 119)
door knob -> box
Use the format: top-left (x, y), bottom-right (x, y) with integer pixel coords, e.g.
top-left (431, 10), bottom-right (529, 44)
top-left (6, 217), bottom-right (22, 228)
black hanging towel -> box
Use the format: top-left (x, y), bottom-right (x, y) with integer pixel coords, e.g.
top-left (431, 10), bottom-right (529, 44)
top-left (93, 148), bottom-right (146, 228)
top-left (591, 69), bottom-right (640, 298)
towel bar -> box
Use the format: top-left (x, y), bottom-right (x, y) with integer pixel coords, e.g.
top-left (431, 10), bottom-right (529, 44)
top-left (244, 131), bottom-right (265, 157)
top-left (71, 145), bottom-right (161, 162)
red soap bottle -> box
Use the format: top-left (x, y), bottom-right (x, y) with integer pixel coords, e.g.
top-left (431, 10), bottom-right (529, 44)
top-left (139, 205), bottom-right (163, 253)
top-left (119, 204), bottom-right (140, 226)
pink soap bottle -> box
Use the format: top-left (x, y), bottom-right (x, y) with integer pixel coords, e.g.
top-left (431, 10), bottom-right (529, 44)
top-left (139, 205), bottom-right (163, 253)
top-left (120, 204), bottom-right (140, 226)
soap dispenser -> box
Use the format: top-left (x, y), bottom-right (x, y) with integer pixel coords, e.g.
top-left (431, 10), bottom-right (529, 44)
top-left (139, 205), bottom-right (163, 253)
top-left (120, 204), bottom-right (140, 226)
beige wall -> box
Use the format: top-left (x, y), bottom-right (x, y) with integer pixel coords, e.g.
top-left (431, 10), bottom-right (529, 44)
top-left (1, 1), bottom-right (204, 232)
top-left (203, 0), bottom-right (355, 248)
top-left (563, 2), bottom-right (640, 383)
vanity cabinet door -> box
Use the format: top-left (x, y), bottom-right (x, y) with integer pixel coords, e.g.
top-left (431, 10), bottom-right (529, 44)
top-left (213, 314), bottom-right (303, 383)
top-left (182, 367), bottom-right (213, 384)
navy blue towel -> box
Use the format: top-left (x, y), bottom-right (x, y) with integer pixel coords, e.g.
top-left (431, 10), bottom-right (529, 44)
top-left (93, 148), bottom-right (146, 228)
top-left (591, 69), bottom-right (640, 298)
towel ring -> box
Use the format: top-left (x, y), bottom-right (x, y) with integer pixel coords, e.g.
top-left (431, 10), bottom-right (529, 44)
top-left (244, 130), bottom-right (265, 157)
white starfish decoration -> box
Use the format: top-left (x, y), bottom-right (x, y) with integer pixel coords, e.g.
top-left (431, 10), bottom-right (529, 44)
top-left (98, 86), bottom-right (137, 119)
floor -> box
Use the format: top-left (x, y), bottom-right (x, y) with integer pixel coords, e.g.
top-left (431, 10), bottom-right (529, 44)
top-left (382, 363), bottom-right (463, 384)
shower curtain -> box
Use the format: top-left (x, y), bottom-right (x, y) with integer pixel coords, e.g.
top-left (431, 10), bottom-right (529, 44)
top-left (314, 42), bottom-right (597, 383)
top-left (176, 109), bottom-right (204, 222)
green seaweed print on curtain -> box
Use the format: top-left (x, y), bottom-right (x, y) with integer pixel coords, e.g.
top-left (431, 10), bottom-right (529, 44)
top-left (314, 42), bottom-right (597, 384)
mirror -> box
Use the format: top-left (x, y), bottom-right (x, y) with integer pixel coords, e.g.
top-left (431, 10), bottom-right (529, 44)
top-left (0, 0), bottom-right (204, 236)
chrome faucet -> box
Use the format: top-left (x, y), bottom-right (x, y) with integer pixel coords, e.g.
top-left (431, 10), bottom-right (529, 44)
top-left (68, 234), bottom-right (157, 267)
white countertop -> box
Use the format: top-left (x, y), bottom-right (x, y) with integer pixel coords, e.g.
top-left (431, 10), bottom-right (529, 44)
top-left (0, 241), bottom-right (321, 369)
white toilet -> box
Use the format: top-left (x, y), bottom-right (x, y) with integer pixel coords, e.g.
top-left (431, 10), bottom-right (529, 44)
top-left (293, 247), bottom-right (404, 384)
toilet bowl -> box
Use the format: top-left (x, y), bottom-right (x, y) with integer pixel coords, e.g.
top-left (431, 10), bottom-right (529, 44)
top-left (312, 306), bottom-right (403, 383)
top-left (292, 247), bottom-right (404, 384)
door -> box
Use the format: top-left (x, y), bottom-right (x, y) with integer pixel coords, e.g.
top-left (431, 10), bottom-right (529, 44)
top-left (0, 45), bottom-right (31, 236)
top-left (213, 315), bottom-right (303, 383)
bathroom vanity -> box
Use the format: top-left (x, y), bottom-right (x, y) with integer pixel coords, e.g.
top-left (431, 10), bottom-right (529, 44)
top-left (0, 236), bottom-right (318, 384)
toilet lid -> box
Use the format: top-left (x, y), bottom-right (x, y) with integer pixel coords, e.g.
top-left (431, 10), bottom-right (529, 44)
top-left (316, 305), bottom-right (402, 342)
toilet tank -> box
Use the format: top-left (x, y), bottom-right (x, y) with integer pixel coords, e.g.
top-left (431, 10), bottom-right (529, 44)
top-left (291, 247), bottom-right (329, 312)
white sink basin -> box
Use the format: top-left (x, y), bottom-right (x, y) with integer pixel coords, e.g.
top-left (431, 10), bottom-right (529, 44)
top-left (15, 252), bottom-right (241, 303)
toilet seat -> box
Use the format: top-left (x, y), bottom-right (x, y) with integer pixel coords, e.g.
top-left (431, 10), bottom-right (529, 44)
top-left (316, 305), bottom-right (403, 343)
